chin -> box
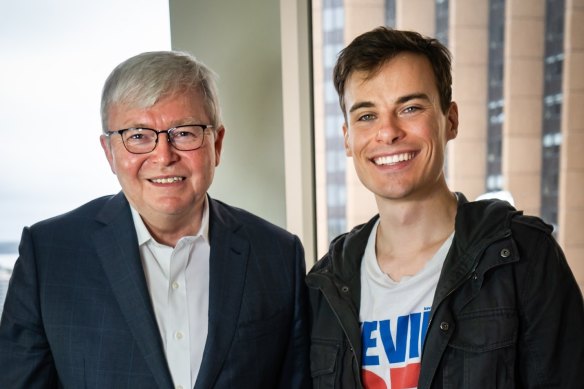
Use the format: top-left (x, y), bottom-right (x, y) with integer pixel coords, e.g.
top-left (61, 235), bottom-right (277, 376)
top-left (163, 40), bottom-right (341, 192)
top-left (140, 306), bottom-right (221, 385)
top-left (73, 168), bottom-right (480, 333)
top-left (147, 200), bottom-right (187, 215)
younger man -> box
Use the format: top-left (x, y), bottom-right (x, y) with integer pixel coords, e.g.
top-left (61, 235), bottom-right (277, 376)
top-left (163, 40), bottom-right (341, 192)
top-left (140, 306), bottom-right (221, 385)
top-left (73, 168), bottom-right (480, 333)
top-left (307, 27), bottom-right (584, 388)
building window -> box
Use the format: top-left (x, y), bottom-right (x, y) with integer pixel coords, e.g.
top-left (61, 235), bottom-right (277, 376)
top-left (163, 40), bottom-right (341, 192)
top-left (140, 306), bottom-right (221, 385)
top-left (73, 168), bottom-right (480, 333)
top-left (435, 0), bottom-right (450, 176)
top-left (540, 0), bottom-right (565, 231)
top-left (486, 0), bottom-right (506, 192)
top-left (435, 0), bottom-right (449, 47)
top-left (385, 0), bottom-right (396, 27)
top-left (322, 0), bottom-right (346, 241)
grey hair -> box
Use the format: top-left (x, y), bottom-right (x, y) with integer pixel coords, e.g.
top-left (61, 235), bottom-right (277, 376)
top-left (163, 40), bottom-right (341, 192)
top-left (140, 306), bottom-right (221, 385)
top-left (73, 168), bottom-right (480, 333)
top-left (100, 51), bottom-right (222, 131)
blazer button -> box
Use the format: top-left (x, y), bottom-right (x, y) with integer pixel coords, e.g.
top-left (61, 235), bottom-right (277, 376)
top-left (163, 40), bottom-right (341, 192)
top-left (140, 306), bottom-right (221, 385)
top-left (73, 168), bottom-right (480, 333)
top-left (341, 285), bottom-right (350, 293)
top-left (500, 248), bottom-right (511, 258)
top-left (440, 322), bottom-right (450, 331)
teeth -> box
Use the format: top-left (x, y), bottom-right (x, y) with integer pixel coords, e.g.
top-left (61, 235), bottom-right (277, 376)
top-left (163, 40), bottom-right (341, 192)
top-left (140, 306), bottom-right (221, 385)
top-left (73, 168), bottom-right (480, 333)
top-left (150, 177), bottom-right (184, 184)
top-left (374, 153), bottom-right (415, 165)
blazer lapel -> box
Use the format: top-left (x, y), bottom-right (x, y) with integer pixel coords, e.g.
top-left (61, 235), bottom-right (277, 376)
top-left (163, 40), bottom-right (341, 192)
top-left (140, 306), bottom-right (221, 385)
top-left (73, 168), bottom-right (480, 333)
top-left (194, 198), bottom-right (250, 389)
top-left (92, 192), bottom-right (174, 389)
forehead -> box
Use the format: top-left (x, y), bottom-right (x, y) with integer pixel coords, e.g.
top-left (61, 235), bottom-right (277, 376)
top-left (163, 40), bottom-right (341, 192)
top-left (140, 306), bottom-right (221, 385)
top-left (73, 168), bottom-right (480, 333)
top-left (108, 90), bottom-right (208, 127)
top-left (345, 53), bottom-right (438, 101)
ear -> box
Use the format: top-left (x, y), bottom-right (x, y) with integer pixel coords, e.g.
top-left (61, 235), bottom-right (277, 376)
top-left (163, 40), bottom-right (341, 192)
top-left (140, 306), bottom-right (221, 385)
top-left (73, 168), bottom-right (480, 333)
top-left (213, 126), bottom-right (226, 167)
top-left (343, 123), bottom-right (352, 157)
top-left (446, 101), bottom-right (459, 141)
top-left (100, 135), bottom-right (117, 174)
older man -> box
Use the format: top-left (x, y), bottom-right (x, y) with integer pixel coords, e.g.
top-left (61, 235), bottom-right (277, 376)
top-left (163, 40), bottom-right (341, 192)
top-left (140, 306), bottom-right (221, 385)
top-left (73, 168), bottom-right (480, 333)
top-left (0, 51), bottom-right (310, 388)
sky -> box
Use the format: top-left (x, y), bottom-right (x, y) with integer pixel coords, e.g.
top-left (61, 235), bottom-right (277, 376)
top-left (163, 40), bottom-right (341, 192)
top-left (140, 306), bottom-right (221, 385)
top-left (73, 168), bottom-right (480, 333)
top-left (0, 0), bottom-right (171, 244)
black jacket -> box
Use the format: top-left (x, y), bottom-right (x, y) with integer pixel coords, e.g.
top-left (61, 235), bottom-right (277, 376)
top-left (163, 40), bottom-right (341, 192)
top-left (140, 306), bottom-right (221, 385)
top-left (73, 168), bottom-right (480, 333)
top-left (306, 194), bottom-right (584, 388)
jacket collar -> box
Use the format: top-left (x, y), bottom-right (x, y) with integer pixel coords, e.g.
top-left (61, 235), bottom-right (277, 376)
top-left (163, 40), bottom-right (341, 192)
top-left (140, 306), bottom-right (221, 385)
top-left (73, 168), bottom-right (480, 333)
top-left (451, 193), bottom-right (517, 251)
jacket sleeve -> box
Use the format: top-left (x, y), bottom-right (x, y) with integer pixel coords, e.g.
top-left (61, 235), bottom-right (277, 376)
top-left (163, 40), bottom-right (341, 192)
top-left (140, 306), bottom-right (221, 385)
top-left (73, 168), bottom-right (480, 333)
top-left (0, 227), bottom-right (59, 388)
top-left (515, 227), bottom-right (584, 387)
top-left (277, 236), bottom-right (311, 388)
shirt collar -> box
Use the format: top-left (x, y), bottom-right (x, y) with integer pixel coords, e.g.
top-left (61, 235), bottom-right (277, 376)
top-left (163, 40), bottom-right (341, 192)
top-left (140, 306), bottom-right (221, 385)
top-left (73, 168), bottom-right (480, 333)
top-left (130, 196), bottom-right (210, 246)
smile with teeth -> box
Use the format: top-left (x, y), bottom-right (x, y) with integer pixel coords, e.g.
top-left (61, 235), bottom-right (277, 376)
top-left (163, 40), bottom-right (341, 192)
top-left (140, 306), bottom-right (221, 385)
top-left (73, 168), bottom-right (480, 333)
top-left (149, 176), bottom-right (185, 184)
top-left (374, 152), bottom-right (415, 166)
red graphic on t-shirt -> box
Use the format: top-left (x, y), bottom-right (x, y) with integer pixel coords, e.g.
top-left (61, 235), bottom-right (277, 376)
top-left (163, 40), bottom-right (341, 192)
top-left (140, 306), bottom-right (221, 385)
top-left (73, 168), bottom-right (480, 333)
top-left (362, 370), bottom-right (387, 389)
top-left (362, 363), bottom-right (420, 389)
top-left (390, 363), bottom-right (420, 389)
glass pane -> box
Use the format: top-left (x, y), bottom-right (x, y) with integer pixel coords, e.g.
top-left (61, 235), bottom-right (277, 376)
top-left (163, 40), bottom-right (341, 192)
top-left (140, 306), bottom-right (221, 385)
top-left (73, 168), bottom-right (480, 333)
top-left (0, 1), bottom-right (170, 312)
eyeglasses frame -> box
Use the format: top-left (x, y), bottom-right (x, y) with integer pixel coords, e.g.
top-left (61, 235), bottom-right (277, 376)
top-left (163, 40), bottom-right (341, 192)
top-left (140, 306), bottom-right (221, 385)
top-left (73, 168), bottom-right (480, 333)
top-left (104, 124), bottom-right (214, 154)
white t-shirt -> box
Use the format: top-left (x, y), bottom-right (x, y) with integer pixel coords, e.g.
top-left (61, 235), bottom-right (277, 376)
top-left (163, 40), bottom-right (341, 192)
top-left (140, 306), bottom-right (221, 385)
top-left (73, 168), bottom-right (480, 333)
top-left (360, 219), bottom-right (453, 389)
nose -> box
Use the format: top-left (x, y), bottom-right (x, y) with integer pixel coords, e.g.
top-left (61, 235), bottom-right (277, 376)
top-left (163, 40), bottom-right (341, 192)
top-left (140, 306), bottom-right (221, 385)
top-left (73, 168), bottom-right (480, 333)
top-left (376, 116), bottom-right (405, 144)
top-left (151, 132), bottom-right (179, 164)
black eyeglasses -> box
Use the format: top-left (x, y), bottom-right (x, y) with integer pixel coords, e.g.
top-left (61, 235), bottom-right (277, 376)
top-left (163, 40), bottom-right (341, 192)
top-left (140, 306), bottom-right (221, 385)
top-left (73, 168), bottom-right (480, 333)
top-left (105, 124), bottom-right (213, 154)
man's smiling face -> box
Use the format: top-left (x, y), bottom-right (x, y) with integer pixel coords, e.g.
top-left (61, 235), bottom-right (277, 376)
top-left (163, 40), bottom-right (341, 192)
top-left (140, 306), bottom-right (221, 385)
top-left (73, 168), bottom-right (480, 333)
top-left (342, 52), bottom-right (458, 202)
top-left (101, 90), bottom-right (224, 224)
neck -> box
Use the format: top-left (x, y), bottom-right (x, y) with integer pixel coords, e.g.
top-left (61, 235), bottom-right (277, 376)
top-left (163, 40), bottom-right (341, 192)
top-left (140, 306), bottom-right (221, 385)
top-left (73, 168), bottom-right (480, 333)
top-left (377, 189), bottom-right (457, 233)
top-left (374, 188), bottom-right (457, 281)
top-left (140, 206), bottom-right (204, 247)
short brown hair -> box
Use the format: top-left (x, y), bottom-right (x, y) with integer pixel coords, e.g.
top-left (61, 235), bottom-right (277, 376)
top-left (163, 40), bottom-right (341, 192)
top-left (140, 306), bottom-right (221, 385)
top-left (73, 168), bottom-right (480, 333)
top-left (333, 27), bottom-right (453, 116)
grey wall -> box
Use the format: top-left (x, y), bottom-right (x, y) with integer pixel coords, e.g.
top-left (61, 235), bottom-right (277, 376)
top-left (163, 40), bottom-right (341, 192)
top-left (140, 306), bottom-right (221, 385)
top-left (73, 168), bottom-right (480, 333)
top-left (169, 0), bottom-right (287, 227)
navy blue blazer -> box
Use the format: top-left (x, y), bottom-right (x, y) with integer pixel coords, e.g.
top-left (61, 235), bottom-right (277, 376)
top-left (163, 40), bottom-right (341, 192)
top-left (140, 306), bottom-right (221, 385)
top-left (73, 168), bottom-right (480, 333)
top-left (0, 192), bottom-right (310, 388)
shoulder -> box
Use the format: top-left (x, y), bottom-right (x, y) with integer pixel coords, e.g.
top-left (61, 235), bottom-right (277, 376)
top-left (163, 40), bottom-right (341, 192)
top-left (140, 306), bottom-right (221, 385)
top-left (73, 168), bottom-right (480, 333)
top-left (209, 197), bottom-right (299, 243)
top-left (457, 197), bottom-right (556, 253)
top-left (509, 213), bottom-right (560, 265)
top-left (510, 213), bottom-right (554, 237)
top-left (454, 197), bottom-right (563, 278)
top-left (310, 232), bottom-right (349, 273)
top-left (309, 215), bottom-right (378, 276)
top-left (17, 194), bottom-right (124, 260)
top-left (209, 199), bottom-right (306, 279)
top-left (30, 195), bottom-right (117, 230)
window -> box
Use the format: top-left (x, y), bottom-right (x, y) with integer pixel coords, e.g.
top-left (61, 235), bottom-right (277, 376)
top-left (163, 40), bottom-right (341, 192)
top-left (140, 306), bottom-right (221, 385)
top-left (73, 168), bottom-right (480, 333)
top-left (0, 1), bottom-right (170, 313)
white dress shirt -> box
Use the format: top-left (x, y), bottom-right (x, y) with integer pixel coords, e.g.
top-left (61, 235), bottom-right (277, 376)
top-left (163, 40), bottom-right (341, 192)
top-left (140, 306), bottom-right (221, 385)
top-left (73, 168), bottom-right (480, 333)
top-left (131, 199), bottom-right (210, 389)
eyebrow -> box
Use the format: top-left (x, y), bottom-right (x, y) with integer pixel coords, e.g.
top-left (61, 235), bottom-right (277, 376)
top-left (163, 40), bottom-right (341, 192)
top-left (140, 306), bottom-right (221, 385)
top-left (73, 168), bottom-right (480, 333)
top-left (348, 101), bottom-right (375, 114)
top-left (173, 117), bottom-right (204, 125)
top-left (124, 117), bottom-right (204, 129)
top-left (396, 93), bottom-right (431, 105)
top-left (348, 93), bottom-right (431, 114)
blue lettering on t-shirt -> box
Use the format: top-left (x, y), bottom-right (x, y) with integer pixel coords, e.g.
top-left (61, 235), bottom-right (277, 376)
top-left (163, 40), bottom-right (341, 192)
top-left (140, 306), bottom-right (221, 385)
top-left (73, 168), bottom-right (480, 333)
top-left (380, 316), bottom-right (408, 363)
top-left (409, 312), bottom-right (421, 359)
top-left (361, 308), bottom-right (432, 366)
top-left (362, 321), bottom-right (379, 365)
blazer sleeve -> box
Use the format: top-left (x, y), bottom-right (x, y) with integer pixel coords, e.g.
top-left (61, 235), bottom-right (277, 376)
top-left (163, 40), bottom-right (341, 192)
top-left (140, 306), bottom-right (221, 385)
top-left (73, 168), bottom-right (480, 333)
top-left (277, 235), bottom-right (311, 388)
top-left (0, 227), bottom-right (59, 389)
